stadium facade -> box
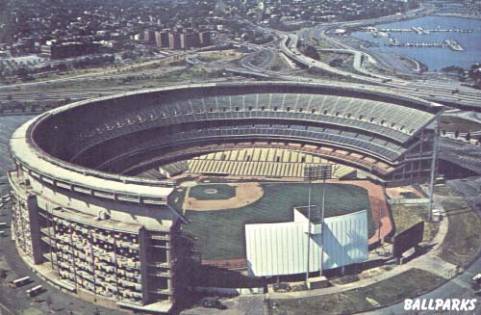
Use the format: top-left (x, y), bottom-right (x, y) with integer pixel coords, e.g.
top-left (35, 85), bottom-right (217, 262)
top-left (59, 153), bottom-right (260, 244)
top-left (7, 82), bottom-right (443, 313)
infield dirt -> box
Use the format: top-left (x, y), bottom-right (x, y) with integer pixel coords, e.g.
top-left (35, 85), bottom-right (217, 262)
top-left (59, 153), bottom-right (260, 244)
top-left (183, 182), bottom-right (264, 211)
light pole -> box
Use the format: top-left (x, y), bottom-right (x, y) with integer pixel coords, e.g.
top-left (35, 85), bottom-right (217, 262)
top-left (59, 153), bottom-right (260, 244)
top-left (305, 173), bottom-right (312, 288)
top-left (304, 164), bottom-right (332, 287)
top-left (319, 164), bottom-right (332, 277)
top-left (428, 120), bottom-right (440, 222)
top-left (376, 208), bottom-right (383, 255)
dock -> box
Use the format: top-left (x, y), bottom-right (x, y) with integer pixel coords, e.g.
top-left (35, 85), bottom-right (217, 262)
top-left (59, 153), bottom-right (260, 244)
top-left (386, 39), bottom-right (464, 51)
top-left (371, 27), bottom-right (475, 34)
top-left (444, 39), bottom-right (464, 51)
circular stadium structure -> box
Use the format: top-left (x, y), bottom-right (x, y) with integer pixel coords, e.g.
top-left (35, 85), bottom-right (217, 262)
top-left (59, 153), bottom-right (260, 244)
top-left (7, 81), bottom-right (444, 313)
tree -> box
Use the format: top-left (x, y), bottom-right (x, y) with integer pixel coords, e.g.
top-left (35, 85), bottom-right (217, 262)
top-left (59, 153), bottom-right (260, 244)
top-left (329, 58), bottom-right (344, 67)
top-left (46, 296), bottom-right (53, 310)
top-left (17, 67), bottom-right (28, 78)
top-left (303, 45), bottom-right (320, 60)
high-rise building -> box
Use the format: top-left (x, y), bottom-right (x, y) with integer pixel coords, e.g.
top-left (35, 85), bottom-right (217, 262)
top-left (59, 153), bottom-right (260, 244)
top-left (180, 32), bottom-right (200, 50)
top-left (40, 42), bottom-right (101, 59)
top-left (199, 31), bottom-right (212, 46)
top-left (154, 31), bottom-right (162, 48)
top-left (144, 29), bottom-right (155, 44)
top-left (168, 32), bottom-right (181, 50)
top-left (161, 30), bottom-right (170, 48)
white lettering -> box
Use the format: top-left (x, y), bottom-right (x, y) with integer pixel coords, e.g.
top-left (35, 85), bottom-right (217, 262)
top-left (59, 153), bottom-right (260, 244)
top-left (460, 299), bottom-right (470, 311)
top-left (421, 298), bottom-right (428, 310)
top-left (435, 299), bottom-right (444, 310)
top-left (427, 298), bottom-right (435, 311)
top-left (452, 299), bottom-right (460, 311)
top-left (442, 299), bottom-right (451, 311)
top-left (404, 299), bottom-right (413, 310)
top-left (412, 298), bottom-right (421, 310)
top-left (468, 299), bottom-right (477, 311)
top-left (404, 298), bottom-right (476, 312)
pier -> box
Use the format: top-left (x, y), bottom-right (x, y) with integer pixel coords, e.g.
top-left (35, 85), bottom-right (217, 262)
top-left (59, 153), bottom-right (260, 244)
top-left (361, 26), bottom-right (467, 52)
top-left (364, 26), bottom-right (475, 34)
top-left (444, 39), bottom-right (464, 51)
top-left (386, 39), bottom-right (464, 51)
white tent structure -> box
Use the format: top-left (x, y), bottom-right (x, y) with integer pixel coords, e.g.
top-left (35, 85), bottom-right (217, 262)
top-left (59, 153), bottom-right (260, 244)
top-left (245, 208), bottom-right (368, 277)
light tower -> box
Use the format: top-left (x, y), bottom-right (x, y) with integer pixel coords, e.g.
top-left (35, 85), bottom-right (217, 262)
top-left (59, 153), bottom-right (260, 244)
top-left (304, 163), bottom-right (332, 288)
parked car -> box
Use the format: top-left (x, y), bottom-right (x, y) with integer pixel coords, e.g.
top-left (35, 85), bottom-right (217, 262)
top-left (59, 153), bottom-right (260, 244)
top-left (200, 297), bottom-right (227, 310)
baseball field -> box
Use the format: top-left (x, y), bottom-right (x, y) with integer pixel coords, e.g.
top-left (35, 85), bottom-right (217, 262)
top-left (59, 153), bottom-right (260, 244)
top-left (171, 182), bottom-right (374, 261)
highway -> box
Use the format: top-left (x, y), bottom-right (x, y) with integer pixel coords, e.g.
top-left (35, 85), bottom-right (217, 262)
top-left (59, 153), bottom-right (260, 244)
top-left (285, 29), bottom-right (481, 110)
top-left (3, 4), bottom-right (479, 112)
top-left (229, 8), bottom-right (481, 112)
top-left (317, 48), bottom-right (391, 81)
top-left (279, 33), bottom-right (406, 85)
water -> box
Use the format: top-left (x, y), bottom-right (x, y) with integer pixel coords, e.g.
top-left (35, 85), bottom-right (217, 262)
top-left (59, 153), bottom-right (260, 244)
top-left (0, 116), bottom-right (32, 177)
top-left (352, 16), bottom-right (481, 71)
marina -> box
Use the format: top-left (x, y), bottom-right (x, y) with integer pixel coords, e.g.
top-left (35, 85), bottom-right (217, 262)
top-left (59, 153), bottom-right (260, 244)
top-left (386, 39), bottom-right (464, 51)
top-left (352, 15), bottom-right (481, 70)
top-left (365, 26), bottom-right (475, 35)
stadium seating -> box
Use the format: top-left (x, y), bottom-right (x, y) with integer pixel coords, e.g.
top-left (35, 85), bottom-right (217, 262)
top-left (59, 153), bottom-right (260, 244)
top-left (36, 88), bottom-right (435, 171)
top-left (180, 148), bottom-right (358, 179)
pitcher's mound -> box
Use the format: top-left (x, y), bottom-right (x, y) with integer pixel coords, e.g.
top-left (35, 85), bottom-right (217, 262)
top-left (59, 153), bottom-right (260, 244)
top-left (204, 188), bottom-right (219, 195)
top-left (185, 183), bottom-right (264, 211)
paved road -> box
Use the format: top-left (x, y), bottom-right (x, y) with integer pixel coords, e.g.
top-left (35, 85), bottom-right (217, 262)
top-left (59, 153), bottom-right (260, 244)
top-left (440, 138), bottom-right (481, 175)
top-left (235, 6), bottom-right (481, 111)
top-left (236, 29), bottom-right (481, 111)
top-left (0, 116), bottom-right (32, 175)
top-left (361, 252), bottom-right (481, 315)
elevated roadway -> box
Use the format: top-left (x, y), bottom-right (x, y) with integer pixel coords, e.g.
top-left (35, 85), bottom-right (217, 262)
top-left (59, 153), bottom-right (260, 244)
top-left (279, 33), bottom-right (403, 85)
top-left (245, 30), bottom-right (481, 111)
top-left (229, 6), bottom-right (481, 111)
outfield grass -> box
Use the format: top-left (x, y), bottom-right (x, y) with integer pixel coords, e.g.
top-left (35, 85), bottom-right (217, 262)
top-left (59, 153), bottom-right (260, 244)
top-left (268, 268), bottom-right (445, 315)
top-left (182, 183), bottom-right (372, 260)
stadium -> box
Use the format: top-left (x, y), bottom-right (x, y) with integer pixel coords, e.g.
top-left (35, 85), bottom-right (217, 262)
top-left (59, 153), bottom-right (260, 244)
top-left (7, 81), bottom-right (444, 313)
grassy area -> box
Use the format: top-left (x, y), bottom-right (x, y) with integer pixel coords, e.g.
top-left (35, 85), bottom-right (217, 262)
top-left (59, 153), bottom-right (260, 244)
top-left (181, 183), bottom-right (372, 260)
top-left (390, 204), bottom-right (439, 243)
top-left (317, 51), bottom-right (355, 72)
top-left (439, 196), bottom-right (481, 267)
top-left (0, 60), bottom-right (232, 104)
top-left (197, 51), bottom-right (242, 63)
top-left (152, 66), bottom-right (223, 83)
top-left (268, 268), bottom-right (445, 315)
top-left (315, 39), bottom-right (334, 49)
top-left (189, 184), bottom-right (236, 200)
top-left (269, 53), bottom-right (291, 72)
